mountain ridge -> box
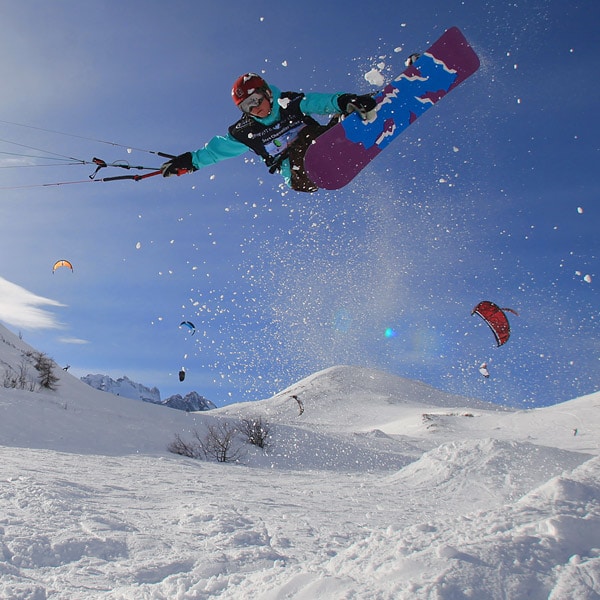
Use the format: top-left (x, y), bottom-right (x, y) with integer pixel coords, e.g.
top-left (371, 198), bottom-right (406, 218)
top-left (81, 373), bottom-right (216, 412)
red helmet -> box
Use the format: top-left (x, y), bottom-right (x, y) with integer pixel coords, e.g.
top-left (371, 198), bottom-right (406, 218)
top-left (231, 72), bottom-right (269, 107)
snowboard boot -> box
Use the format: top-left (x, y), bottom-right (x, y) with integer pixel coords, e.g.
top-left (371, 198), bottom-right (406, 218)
top-left (404, 53), bottom-right (421, 67)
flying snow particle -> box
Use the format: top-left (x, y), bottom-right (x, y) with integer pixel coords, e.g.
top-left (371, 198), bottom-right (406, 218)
top-left (127, 148), bottom-right (132, 154)
top-left (583, 274), bottom-right (592, 284)
top-left (453, 146), bottom-right (460, 153)
top-left (577, 207), bottom-right (584, 214)
top-left (135, 242), bottom-right (141, 250)
top-left (282, 60), bottom-right (288, 67)
top-left (365, 68), bottom-right (385, 87)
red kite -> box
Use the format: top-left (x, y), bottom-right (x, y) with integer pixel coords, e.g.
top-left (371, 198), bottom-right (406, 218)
top-left (472, 301), bottom-right (518, 347)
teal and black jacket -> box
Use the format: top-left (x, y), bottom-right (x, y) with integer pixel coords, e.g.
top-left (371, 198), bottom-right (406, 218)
top-left (190, 85), bottom-right (343, 187)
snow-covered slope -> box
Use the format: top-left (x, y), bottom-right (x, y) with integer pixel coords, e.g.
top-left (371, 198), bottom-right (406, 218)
top-left (0, 323), bottom-right (598, 599)
top-left (0, 325), bottom-right (200, 455)
top-left (216, 364), bottom-right (501, 428)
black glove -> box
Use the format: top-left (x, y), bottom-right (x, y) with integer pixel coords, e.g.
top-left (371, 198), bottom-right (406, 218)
top-left (160, 152), bottom-right (197, 177)
top-left (337, 93), bottom-right (377, 119)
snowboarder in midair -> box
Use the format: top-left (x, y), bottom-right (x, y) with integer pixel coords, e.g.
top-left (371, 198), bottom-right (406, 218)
top-left (160, 73), bottom-right (376, 192)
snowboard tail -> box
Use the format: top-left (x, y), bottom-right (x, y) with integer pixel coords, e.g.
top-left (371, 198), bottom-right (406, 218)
top-left (304, 27), bottom-right (480, 190)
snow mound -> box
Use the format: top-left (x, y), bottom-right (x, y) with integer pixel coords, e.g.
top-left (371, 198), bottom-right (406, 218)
top-left (302, 456), bottom-right (600, 600)
top-left (386, 438), bottom-right (591, 508)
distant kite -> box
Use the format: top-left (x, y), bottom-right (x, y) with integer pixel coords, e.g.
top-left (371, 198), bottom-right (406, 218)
top-left (179, 321), bottom-right (196, 335)
top-left (472, 301), bottom-right (519, 347)
top-left (478, 362), bottom-right (490, 378)
top-left (291, 394), bottom-right (304, 416)
top-left (52, 259), bottom-right (73, 273)
top-left (179, 369), bottom-right (186, 382)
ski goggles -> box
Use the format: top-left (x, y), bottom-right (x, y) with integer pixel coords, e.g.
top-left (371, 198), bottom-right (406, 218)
top-left (239, 92), bottom-right (267, 113)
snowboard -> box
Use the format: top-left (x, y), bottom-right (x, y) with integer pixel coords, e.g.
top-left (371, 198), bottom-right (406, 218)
top-left (304, 26), bottom-right (480, 190)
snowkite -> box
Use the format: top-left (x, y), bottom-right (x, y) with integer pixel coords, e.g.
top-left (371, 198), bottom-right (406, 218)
top-left (179, 369), bottom-right (186, 382)
top-left (52, 259), bottom-right (73, 273)
top-left (478, 362), bottom-right (490, 378)
top-left (291, 394), bottom-right (304, 416)
top-left (471, 301), bottom-right (519, 347)
top-left (179, 321), bottom-right (196, 335)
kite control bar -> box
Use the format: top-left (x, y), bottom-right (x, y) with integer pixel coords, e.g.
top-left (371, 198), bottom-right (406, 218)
top-left (95, 168), bottom-right (164, 182)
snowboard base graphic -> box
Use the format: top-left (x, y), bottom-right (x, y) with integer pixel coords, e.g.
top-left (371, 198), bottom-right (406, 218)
top-left (304, 27), bottom-right (480, 190)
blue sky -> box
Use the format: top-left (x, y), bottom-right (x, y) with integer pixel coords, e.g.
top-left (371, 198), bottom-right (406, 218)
top-left (0, 0), bottom-right (598, 407)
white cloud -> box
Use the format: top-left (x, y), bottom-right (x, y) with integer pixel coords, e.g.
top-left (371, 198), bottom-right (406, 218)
top-left (0, 276), bottom-right (65, 330)
top-left (58, 337), bottom-right (90, 345)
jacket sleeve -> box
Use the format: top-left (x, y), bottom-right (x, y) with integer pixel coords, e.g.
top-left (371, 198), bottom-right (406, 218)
top-left (299, 92), bottom-right (343, 116)
top-left (190, 133), bottom-right (249, 169)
